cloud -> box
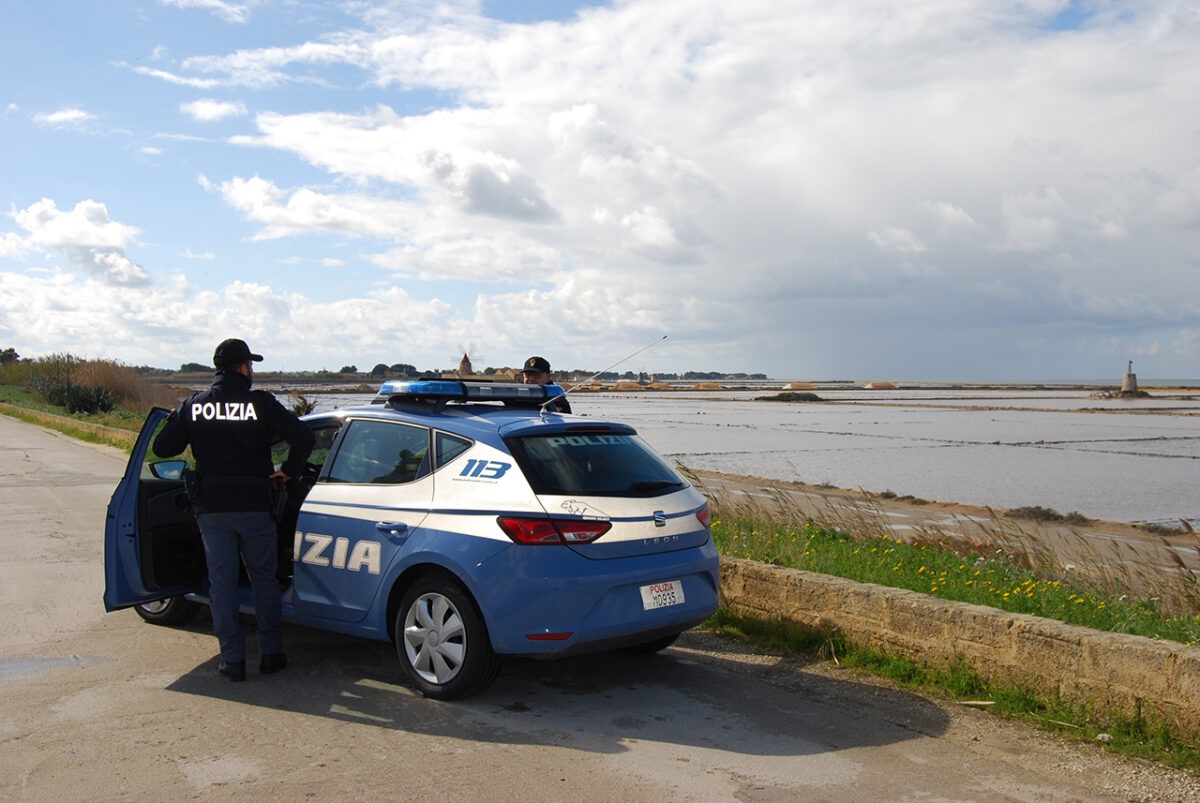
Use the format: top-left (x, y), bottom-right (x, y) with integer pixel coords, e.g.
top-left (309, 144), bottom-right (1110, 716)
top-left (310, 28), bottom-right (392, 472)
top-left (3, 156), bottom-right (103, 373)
top-left (180, 99), bottom-right (248, 121)
top-left (159, 0), bottom-right (250, 25)
top-left (12, 199), bottom-right (150, 286)
top-left (7, 1), bottom-right (1200, 378)
top-left (34, 107), bottom-right (94, 126)
top-left (868, 227), bottom-right (927, 253)
top-left (200, 174), bottom-right (417, 240)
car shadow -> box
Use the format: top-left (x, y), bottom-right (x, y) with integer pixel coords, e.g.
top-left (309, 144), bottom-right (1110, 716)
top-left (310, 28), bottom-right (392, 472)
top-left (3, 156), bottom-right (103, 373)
top-left (165, 623), bottom-right (949, 758)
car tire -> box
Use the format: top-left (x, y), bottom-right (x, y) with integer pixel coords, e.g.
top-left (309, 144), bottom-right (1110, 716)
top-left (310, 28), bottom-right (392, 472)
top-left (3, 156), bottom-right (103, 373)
top-left (621, 633), bottom-right (680, 655)
top-left (396, 576), bottom-right (500, 700)
top-left (134, 596), bottom-right (201, 626)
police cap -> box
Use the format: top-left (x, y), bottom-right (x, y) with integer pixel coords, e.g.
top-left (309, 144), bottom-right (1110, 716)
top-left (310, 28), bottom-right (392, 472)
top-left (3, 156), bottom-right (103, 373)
top-left (523, 356), bottom-right (551, 373)
top-left (213, 338), bottom-right (264, 369)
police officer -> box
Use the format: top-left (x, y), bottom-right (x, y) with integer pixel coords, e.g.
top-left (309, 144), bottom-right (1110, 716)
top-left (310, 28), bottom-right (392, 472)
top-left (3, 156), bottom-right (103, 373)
top-left (521, 355), bottom-right (572, 413)
top-left (153, 338), bottom-right (315, 682)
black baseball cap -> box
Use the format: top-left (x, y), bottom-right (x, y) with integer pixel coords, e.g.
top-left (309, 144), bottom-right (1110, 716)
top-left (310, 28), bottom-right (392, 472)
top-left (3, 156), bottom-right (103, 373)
top-left (523, 356), bottom-right (551, 373)
top-left (213, 338), bottom-right (263, 369)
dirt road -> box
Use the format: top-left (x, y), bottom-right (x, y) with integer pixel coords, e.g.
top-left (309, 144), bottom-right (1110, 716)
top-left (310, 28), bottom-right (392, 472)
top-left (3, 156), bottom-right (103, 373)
top-left (2, 413), bottom-right (1198, 801)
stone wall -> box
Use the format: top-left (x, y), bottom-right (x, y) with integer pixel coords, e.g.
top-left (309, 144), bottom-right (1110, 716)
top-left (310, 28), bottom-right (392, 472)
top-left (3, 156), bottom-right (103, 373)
top-left (720, 557), bottom-right (1200, 736)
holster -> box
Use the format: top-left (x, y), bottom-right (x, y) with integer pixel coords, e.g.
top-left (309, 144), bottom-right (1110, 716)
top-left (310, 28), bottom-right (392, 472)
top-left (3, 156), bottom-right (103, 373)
top-left (270, 478), bottom-right (287, 522)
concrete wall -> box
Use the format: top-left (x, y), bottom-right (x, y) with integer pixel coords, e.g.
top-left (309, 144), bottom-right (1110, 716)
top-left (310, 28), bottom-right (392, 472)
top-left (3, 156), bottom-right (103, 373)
top-left (720, 557), bottom-right (1200, 737)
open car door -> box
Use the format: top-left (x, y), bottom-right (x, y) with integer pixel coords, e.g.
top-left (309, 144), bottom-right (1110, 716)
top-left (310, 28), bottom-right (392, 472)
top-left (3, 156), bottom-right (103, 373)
top-left (103, 408), bottom-right (207, 611)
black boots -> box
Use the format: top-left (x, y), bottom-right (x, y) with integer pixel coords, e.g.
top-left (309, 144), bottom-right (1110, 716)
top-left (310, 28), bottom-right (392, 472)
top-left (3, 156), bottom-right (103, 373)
top-left (218, 653), bottom-right (286, 680)
top-left (259, 652), bottom-right (287, 675)
top-left (218, 659), bottom-right (246, 682)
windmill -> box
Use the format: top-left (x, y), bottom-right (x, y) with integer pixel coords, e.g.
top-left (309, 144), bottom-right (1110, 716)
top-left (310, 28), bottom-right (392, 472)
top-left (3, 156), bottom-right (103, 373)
top-left (452, 343), bottom-right (484, 378)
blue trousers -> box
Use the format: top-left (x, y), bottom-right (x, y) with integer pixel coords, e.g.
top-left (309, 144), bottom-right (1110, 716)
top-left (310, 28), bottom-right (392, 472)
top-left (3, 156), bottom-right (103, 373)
top-left (197, 511), bottom-right (282, 662)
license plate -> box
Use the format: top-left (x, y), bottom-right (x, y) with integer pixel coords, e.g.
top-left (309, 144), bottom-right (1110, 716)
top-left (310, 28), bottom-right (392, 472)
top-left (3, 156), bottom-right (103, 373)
top-left (640, 580), bottom-right (685, 610)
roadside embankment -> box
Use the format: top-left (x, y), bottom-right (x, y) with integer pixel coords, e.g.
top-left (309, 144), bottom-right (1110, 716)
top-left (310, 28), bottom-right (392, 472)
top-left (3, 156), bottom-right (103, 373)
top-left (721, 557), bottom-right (1200, 737)
top-left (0, 403), bottom-right (138, 449)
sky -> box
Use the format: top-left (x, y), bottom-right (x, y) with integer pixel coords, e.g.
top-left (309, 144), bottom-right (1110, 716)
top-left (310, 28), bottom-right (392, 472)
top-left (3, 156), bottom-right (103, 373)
top-left (1, 0), bottom-right (1198, 381)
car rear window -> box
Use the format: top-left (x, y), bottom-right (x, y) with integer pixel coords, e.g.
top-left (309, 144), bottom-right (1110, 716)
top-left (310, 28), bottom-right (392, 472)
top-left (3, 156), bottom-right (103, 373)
top-left (506, 432), bottom-right (687, 497)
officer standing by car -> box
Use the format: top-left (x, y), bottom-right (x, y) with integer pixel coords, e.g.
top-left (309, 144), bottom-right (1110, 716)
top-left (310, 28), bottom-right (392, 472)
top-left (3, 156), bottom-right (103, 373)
top-left (521, 355), bottom-right (572, 413)
top-left (153, 338), bottom-right (314, 682)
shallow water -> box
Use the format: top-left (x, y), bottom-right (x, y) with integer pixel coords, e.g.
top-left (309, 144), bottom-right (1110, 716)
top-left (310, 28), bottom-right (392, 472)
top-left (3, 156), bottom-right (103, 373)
top-left (309, 388), bottom-right (1200, 526)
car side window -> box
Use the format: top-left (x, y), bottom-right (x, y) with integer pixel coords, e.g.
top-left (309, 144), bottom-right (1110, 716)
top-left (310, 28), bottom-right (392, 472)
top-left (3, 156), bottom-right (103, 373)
top-left (326, 420), bottom-right (430, 484)
top-left (272, 423), bottom-right (339, 479)
top-left (434, 431), bottom-right (472, 469)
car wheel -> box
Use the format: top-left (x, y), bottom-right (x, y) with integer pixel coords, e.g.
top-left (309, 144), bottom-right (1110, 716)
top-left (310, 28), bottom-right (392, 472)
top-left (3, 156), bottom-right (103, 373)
top-left (396, 576), bottom-right (499, 700)
top-left (134, 596), bottom-right (201, 626)
top-left (621, 633), bottom-right (680, 655)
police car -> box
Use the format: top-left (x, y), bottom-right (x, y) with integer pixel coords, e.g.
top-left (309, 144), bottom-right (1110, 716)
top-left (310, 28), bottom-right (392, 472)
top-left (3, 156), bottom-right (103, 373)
top-left (103, 380), bottom-right (719, 699)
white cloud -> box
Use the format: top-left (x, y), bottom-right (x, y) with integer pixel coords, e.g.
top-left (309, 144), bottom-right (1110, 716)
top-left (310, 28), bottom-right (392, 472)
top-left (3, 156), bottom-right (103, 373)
top-left (999, 187), bottom-right (1068, 251)
top-left (203, 174), bottom-right (417, 240)
top-left (868, 227), bottom-right (927, 253)
top-left (34, 107), bottom-right (94, 126)
top-left (0, 232), bottom-right (32, 260)
top-left (6, 1), bottom-right (1200, 378)
top-left (159, 0), bottom-right (250, 25)
top-left (180, 99), bottom-right (248, 121)
top-left (12, 199), bottom-right (150, 286)
top-left (1172, 328), bottom-right (1200, 362)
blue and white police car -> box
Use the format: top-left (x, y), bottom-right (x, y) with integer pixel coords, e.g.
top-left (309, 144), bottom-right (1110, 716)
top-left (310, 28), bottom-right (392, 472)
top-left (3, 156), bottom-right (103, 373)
top-left (104, 380), bottom-right (719, 699)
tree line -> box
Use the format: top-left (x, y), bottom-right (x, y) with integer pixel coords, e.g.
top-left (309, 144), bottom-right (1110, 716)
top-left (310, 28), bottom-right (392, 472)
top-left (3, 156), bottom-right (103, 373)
top-left (3, 348), bottom-right (766, 382)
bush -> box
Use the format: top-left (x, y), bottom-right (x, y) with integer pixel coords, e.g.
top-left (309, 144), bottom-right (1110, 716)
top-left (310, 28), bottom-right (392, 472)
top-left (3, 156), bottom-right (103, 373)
top-left (757, 392), bottom-right (823, 402)
top-left (290, 393), bottom-right (318, 416)
top-left (28, 379), bottom-right (116, 414)
top-left (63, 384), bottom-right (116, 414)
top-left (13, 353), bottom-right (180, 414)
top-left (1007, 506), bottom-right (1065, 522)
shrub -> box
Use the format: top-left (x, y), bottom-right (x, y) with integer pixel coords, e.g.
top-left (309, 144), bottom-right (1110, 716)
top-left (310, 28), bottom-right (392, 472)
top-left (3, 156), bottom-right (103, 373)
top-left (63, 384), bottom-right (116, 414)
top-left (290, 393), bottom-right (318, 416)
top-left (757, 392), bottom-right (823, 402)
top-left (14, 353), bottom-right (180, 413)
top-left (1008, 506), bottom-right (1065, 522)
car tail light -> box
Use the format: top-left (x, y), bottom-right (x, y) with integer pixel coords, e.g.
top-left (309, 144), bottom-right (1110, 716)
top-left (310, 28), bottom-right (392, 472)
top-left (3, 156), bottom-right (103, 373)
top-left (695, 502), bottom-right (711, 529)
top-left (496, 516), bottom-right (612, 545)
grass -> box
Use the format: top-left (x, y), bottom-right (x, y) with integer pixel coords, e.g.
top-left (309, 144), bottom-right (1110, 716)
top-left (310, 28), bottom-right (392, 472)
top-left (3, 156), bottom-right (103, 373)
top-left (692, 470), bottom-right (1200, 644)
top-left (713, 516), bottom-right (1200, 645)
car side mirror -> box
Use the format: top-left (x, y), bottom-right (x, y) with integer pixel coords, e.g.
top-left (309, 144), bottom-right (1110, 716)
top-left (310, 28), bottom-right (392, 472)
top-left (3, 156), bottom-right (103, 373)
top-left (149, 460), bottom-right (189, 480)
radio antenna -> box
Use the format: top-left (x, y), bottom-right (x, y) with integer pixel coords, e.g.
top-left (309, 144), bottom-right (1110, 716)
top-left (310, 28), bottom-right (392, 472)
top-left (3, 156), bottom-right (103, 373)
top-left (541, 334), bottom-right (668, 412)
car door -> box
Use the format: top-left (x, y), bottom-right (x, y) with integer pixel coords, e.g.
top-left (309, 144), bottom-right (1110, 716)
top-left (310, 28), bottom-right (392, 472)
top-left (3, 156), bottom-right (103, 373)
top-left (103, 408), bottom-right (206, 611)
top-left (292, 418), bottom-right (433, 622)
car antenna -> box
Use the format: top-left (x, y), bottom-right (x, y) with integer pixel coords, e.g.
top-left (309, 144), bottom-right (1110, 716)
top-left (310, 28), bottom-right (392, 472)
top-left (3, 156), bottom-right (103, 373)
top-left (540, 334), bottom-right (668, 413)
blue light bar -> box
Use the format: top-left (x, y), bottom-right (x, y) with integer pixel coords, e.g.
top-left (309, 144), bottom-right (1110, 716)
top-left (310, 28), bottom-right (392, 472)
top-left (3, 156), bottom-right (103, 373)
top-left (378, 380), bottom-right (564, 403)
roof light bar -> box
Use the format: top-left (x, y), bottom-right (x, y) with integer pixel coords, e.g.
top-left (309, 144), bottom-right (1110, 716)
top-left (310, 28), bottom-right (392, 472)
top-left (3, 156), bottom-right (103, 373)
top-left (378, 379), bottom-right (564, 404)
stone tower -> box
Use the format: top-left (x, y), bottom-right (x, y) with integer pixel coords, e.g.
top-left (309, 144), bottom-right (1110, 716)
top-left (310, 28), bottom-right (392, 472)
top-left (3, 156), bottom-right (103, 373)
top-left (1121, 360), bottom-right (1138, 393)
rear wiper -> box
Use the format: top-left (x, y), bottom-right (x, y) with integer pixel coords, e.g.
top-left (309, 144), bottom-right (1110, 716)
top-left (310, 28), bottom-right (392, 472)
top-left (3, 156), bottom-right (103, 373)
top-left (630, 480), bottom-right (684, 492)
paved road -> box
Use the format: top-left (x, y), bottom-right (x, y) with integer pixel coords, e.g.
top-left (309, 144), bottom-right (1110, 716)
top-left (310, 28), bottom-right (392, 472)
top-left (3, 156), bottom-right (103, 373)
top-left (2, 413), bottom-right (1197, 801)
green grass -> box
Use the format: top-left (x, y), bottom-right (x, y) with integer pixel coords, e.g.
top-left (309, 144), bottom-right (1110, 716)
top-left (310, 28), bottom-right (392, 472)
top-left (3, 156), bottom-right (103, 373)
top-left (712, 513), bottom-right (1200, 646)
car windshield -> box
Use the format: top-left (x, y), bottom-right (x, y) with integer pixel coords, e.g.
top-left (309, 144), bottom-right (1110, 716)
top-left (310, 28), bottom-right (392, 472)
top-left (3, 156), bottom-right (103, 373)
top-left (506, 432), bottom-right (687, 496)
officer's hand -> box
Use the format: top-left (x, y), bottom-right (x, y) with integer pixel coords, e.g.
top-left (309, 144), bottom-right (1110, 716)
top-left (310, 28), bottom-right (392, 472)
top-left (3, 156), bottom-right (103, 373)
top-left (269, 469), bottom-right (289, 488)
